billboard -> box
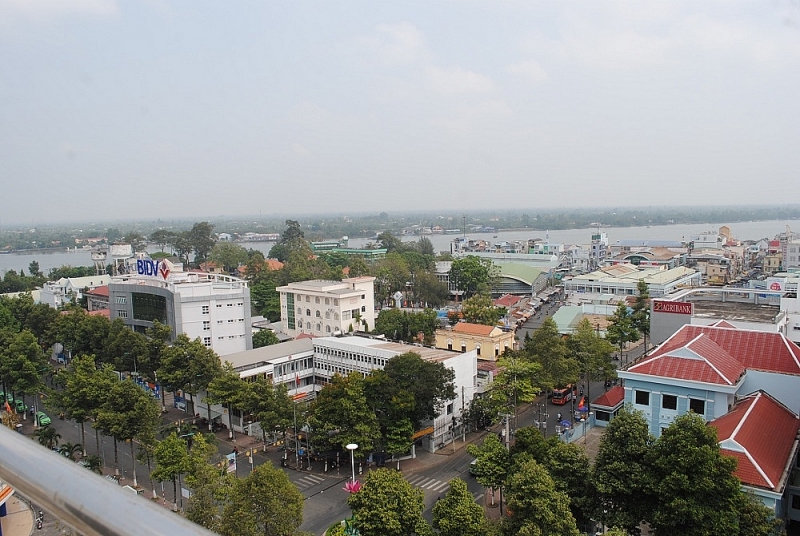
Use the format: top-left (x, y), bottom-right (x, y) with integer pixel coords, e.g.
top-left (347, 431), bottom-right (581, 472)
top-left (652, 300), bottom-right (693, 315)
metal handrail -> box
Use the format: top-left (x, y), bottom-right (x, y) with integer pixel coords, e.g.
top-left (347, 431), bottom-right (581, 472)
top-left (0, 425), bottom-right (216, 536)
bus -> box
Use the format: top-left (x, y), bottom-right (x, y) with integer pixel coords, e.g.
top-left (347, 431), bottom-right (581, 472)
top-left (551, 384), bottom-right (575, 405)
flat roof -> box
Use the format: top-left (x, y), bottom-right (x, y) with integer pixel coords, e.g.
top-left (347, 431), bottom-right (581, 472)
top-left (315, 336), bottom-right (463, 363)
top-left (223, 338), bottom-right (314, 370)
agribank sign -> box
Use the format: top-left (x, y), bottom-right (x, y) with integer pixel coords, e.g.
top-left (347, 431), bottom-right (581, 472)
top-left (136, 258), bottom-right (171, 280)
top-left (652, 300), bottom-right (693, 315)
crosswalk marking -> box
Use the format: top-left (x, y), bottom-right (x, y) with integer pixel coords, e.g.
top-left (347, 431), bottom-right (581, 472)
top-left (406, 474), bottom-right (485, 502)
top-left (295, 474), bottom-right (325, 489)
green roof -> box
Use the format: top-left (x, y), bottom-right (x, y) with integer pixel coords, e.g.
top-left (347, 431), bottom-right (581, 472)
top-left (495, 262), bottom-right (544, 286)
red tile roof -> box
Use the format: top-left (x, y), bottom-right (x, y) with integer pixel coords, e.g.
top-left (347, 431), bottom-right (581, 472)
top-left (711, 391), bottom-right (800, 492)
top-left (452, 323), bottom-right (496, 336)
top-left (629, 333), bottom-right (746, 385)
top-left (494, 294), bottom-right (523, 308)
top-left (85, 285), bottom-right (109, 297)
top-left (592, 385), bottom-right (624, 408)
top-left (88, 309), bottom-right (110, 318)
top-left (295, 333), bottom-right (316, 340)
top-left (655, 325), bottom-right (800, 376)
top-left (709, 319), bottom-right (736, 329)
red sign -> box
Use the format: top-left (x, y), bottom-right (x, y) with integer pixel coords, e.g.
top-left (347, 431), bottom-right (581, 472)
top-left (770, 282), bottom-right (782, 291)
top-left (653, 300), bottom-right (693, 315)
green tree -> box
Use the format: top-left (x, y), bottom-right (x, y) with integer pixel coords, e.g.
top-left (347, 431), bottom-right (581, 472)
top-left (433, 478), bottom-right (486, 536)
top-left (380, 352), bottom-right (455, 430)
top-left (153, 432), bottom-right (191, 512)
top-left (58, 441), bottom-right (83, 461)
top-left (95, 379), bottom-right (162, 486)
top-left (150, 229), bottom-right (176, 253)
top-left (466, 434), bottom-right (510, 507)
top-left (544, 441), bottom-right (594, 531)
top-left (33, 425), bottom-right (61, 449)
top-left (631, 280), bottom-right (651, 352)
top-left (606, 303), bottom-right (639, 361)
top-left (735, 491), bottom-right (784, 536)
top-left (210, 242), bottom-right (249, 273)
top-left (82, 454), bottom-right (103, 474)
top-left (47, 355), bottom-right (117, 457)
top-left (185, 433), bottom-right (234, 532)
top-left (348, 467), bottom-right (430, 536)
top-left (308, 372), bottom-right (380, 456)
top-left (526, 318), bottom-right (577, 393)
top-left (207, 362), bottom-right (248, 437)
top-left (219, 462), bottom-right (304, 536)
top-left (567, 318), bottom-right (616, 409)
top-left (461, 295), bottom-right (502, 326)
top-left (1, 330), bottom-right (48, 421)
top-left (591, 407), bottom-right (654, 535)
top-left (503, 458), bottom-right (580, 536)
top-left (123, 231), bottom-right (147, 253)
top-left (189, 222), bottom-right (216, 266)
top-left (237, 376), bottom-right (294, 450)
top-left (411, 271), bottom-right (449, 308)
top-left (372, 253), bottom-right (411, 306)
top-left (384, 417), bottom-right (414, 470)
top-left (448, 256), bottom-right (497, 298)
top-left (252, 330), bottom-right (280, 349)
top-left (648, 412), bottom-right (742, 536)
top-left (373, 309), bottom-right (439, 344)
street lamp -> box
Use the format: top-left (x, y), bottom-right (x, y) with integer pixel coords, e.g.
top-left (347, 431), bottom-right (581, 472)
top-left (346, 443), bottom-right (358, 482)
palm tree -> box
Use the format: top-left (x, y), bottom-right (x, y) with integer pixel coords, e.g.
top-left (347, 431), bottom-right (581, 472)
top-left (82, 454), bottom-right (103, 475)
top-left (34, 426), bottom-right (61, 450)
top-left (58, 442), bottom-right (83, 461)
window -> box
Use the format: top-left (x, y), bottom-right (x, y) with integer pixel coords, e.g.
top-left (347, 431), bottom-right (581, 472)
top-left (596, 411), bottom-right (610, 422)
top-left (315, 311), bottom-right (321, 318)
top-left (325, 311), bottom-right (330, 319)
top-left (361, 294), bottom-right (365, 299)
top-left (326, 325), bottom-right (331, 333)
top-left (227, 303), bottom-right (233, 307)
top-left (342, 311), bottom-right (351, 320)
top-left (461, 343), bottom-right (466, 353)
top-left (792, 494), bottom-right (800, 510)
top-left (662, 394), bottom-right (678, 410)
top-left (325, 298), bottom-right (330, 305)
top-left (305, 296), bottom-right (310, 302)
top-left (203, 337), bottom-right (211, 347)
top-left (689, 398), bottom-right (705, 415)
top-left (334, 313), bottom-right (339, 320)
top-left (202, 305), bottom-right (209, 314)
top-left (334, 299), bottom-right (338, 305)
top-left (315, 297), bottom-right (320, 304)
top-left (635, 390), bottom-right (650, 406)
top-left (217, 320), bottom-right (223, 324)
top-left (476, 344), bottom-right (481, 356)
top-left (115, 296), bottom-right (127, 304)
top-left (361, 305), bottom-right (366, 312)
top-left (117, 309), bottom-right (128, 318)
top-left (446, 403), bottom-right (453, 415)
top-left (306, 322), bottom-right (311, 329)
top-left (306, 309), bottom-right (311, 316)
top-left (216, 304), bottom-right (222, 308)
top-left (316, 323), bottom-right (321, 331)
top-left (296, 320), bottom-right (302, 328)
top-left (203, 321), bottom-right (210, 331)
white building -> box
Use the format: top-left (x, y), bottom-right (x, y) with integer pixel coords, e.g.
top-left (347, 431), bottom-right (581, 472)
top-left (564, 264), bottom-right (701, 297)
top-left (40, 275), bottom-right (111, 308)
top-left (208, 335), bottom-right (477, 453)
top-left (690, 230), bottom-right (725, 250)
top-left (278, 277), bottom-right (376, 338)
top-left (108, 259), bottom-right (252, 357)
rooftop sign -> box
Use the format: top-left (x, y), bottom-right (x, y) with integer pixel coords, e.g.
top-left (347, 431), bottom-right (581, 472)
top-left (653, 300), bottom-right (693, 315)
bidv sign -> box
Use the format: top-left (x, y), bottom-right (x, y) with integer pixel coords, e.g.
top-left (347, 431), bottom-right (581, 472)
top-left (136, 259), bottom-right (171, 280)
top-left (652, 300), bottom-right (693, 315)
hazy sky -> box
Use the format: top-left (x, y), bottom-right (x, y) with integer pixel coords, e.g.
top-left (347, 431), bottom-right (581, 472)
top-left (2, 1), bottom-right (799, 225)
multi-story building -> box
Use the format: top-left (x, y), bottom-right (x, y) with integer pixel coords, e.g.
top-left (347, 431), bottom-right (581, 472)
top-left (108, 260), bottom-right (252, 357)
top-left (435, 322), bottom-right (515, 360)
top-left (616, 322), bottom-right (800, 519)
top-left (206, 335), bottom-right (477, 453)
top-left (563, 264), bottom-right (701, 297)
top-left (40, 275), bottom-right (111, 309)
top-left (277, 277), bottom-right (376, 338)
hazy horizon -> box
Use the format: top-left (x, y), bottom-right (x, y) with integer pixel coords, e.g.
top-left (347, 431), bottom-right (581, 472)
top-left (2, 1), bottom-right (798, 224)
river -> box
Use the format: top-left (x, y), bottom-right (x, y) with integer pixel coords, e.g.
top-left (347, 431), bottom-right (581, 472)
top-left (1, 219), bottom-right (794, 275)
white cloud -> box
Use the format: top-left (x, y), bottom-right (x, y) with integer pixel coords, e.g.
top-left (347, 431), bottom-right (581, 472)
top-left (291, 143), bottom-right (311, 157)
top-left (429, 99), bottom-right (512, 133)
top-left (507, 59), bottom-right (548, 83)
top-left (355, 21), bottom-right (427, 65)
top-left (426, 66), bottom-right (495, 94)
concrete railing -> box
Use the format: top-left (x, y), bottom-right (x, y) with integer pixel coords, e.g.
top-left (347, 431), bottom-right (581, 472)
top-left (0, 425), bottom-right (215, 536)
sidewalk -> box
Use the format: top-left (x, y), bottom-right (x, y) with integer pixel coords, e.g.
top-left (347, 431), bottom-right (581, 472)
top-left (0, 495), bottom-right (32, 536)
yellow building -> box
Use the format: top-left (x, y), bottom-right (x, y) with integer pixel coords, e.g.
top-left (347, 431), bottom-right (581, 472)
top-left (435, 322), bottom-right (515, 360)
